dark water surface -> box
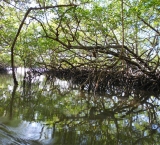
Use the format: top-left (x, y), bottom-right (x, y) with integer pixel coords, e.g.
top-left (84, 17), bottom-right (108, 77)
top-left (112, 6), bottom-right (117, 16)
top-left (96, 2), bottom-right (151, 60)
top-left (0, 68), bottom-right (160, 145)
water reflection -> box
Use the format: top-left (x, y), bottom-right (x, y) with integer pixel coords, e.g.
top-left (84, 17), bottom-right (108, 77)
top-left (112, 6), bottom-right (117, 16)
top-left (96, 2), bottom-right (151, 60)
top-left (0, 72), bottom-right (160, 144)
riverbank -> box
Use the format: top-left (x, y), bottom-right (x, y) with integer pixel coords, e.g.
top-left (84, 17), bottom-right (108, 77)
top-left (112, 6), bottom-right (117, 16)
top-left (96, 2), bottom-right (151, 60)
top-left (3, 67), bottom-right (160, 92)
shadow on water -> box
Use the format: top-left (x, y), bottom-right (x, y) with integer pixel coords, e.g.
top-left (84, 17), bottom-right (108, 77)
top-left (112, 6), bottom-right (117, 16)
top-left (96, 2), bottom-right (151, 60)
top-left (0, 71), bottom-right (160, 144)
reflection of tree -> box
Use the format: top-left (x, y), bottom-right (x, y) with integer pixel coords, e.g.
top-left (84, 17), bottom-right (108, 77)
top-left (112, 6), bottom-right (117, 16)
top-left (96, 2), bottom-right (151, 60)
top-left (48, 86), bottom-right (160, 145)
top-left (1, 75), bottom-right (160, 144)
top-left (9, 85), bottom-right (18, 119)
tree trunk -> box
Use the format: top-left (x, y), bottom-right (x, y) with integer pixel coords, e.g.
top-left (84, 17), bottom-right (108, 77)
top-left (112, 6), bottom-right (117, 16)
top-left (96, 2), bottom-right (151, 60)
top-left (11, 52), bottom-right (18, 85)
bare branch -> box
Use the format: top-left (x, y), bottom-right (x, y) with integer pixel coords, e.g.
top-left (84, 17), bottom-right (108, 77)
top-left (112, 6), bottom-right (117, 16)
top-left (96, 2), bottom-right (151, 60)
top-left (138, 16), bottom-right (160, 35)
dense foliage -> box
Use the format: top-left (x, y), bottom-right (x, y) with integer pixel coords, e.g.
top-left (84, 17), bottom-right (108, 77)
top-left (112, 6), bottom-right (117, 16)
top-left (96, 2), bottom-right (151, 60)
top-left (0, 0), bottom-right (160, 86)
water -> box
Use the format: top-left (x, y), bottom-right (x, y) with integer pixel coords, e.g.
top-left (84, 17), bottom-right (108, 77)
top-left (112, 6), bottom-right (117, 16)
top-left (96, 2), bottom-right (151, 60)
top-left (0, 69), bottom-right (160, 145)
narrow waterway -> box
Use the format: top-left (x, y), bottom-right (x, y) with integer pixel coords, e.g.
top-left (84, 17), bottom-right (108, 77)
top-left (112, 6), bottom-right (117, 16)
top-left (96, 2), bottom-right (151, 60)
top-left (0, 68), bottom-right (160, 145)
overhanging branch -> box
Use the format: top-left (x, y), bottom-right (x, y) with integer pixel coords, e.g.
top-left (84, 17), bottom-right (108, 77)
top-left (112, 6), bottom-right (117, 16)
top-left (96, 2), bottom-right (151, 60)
top-left (10, 4), bottom-right (77, 85)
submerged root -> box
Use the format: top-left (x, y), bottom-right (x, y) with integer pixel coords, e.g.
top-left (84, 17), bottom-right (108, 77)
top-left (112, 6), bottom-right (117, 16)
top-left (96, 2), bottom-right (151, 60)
top-left (46, 68), bottom-right (160, 92)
